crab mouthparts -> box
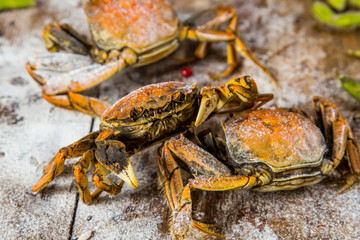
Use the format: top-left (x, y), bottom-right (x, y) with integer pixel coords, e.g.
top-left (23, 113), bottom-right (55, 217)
top-left (117, 161), bottom-right (138, 188)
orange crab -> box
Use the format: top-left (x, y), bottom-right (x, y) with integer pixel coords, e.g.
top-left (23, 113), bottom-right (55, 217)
top-left (157, 97), bottom-right (360, 239)
top-left (32, 76), bottom-right (273, 204)
top-left (25, 0), bottom-right (277, 117)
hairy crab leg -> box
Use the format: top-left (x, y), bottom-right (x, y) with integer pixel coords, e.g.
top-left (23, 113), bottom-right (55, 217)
top-left (156, 143), bottom-right (184, 211)
top-left (73, 149), bottom-right (125, 204)
top-left (73, 150), bottom-right (102, 204)
top-left (210, 40), bottom-right (237, 79)
top-left (92, 163), bottom-right (124, 197)
top-left (169, 42), bottom-right (210, 63)
top-left (179, 6), bottom-right (278, 86)
top-left (157, 137), bottom-right (229, 239)
top-left (68, 91), bottom-right (110, 117)
top-left (26, 49), bottom-right (136, 114)
top-left (158, 131), bottom-right (274, 239)
top-left (32, 131), bottom-right (100, 192)
top-left (338, 122), bottom-right (360, 193)
top-left (195, 76), bottom-right (273, 126)
top-left (312, 97), bottom-right (360, 192)
top-left (40, 91), bottom-right (110, 117)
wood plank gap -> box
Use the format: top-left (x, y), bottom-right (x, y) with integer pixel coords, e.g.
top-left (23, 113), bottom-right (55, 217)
top-left (68, 117), bottom-right (97, 240)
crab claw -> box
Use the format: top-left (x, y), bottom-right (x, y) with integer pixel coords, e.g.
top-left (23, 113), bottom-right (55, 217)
top-left (26, 52), bottom-right (122, 95)
top-left (116, 159), bottom-right (138, 188)
top-left (195, 88), bottom-right (219, 126)
top-left (26, 52), bottom-right (93, 86)
top-left (195, 76), bottom-right (263, 127)
top-left (95, 131), bottom-right (138, 188)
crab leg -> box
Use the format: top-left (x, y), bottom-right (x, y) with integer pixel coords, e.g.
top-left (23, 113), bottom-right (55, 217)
top-left (313, 97), bottom-right (360, 192)
top-left (157, 136), bottom-right (231, 239)
top-left (26, 49), bottom-right (136, 115)
top-left (210, 41), bottom-right (237, 79)
top-left (42, 91), bottom-right (110, 117)
top-left (73, 149), bottom-right (103, 204)
top-left (156, 142), bottom-right (184, 211)
top-left (158, 134), bottom-right (270, 239)
top-left (195, 76), bottom-right (273, 126)
top-left (338, 122), bottom-right (360, 193)
top-left (32, 131), bottom-right (100, 193)
top-left (73, 147), bottom-right (125, 204)
top-left (92, 163), bottom-right (124, 197)
top-left (43, 22), bottom-right (91, 55)
top-left (184, 28), bottom-right (277, 85)
top-left (179, 6), bottom-right (277, 86)
top-left (172, 175), bottom-right (257, 239)
top-left (169, 42), bottom-right (210, 63)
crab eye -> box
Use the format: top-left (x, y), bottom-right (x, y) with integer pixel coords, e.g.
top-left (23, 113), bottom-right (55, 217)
top-left (178, 92), bottom-right (185, 101)
top-left (130, 107), bottom-right (143, 118)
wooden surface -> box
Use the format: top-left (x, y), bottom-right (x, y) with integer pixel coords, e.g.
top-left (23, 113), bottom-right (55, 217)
top-left (0, 0), bottom-right (360, 239)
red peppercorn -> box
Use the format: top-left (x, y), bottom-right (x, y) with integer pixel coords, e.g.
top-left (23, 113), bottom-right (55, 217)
top-left (181, 67), bottom-right (193, 78)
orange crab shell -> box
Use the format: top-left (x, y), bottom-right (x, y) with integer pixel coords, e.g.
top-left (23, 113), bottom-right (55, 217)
top-left (224, 108), bottom-right (327, 172)
top-left (84, 0), bottom-right (178, 52)
top-left (101, 82), bottom-right (198, 123)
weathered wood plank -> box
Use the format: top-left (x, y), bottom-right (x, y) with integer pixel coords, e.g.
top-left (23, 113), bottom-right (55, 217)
top-left (72, 0), bottom-right (360, 240)
top-left (1, 0), bottom-right (359, 239)
top-left (0, 1), bottom-right (93, 239)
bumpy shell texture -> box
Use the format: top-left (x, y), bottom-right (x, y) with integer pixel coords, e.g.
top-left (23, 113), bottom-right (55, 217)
top-left (102, 82), bottom-right (197, 122)
top-left (84, 0), bottom-right (178, 52)
top-left (224, 108), bottom-right (327, 172)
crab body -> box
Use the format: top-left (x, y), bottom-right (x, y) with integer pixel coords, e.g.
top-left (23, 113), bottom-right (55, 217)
top-left (26, 0), bottom-right (278, 116)
top-left (225, 108), bottom-right (327, 191)
top-left (100, 82), bottom-right (199, 148)
top-left (85, 0), bottom-right (178, 56)
top-left (157, 97), bottom-right (360, 239)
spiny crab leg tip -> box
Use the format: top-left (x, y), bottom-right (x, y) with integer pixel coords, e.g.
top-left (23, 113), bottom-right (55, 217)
top-left (32, 182), bottom-right (44, 193)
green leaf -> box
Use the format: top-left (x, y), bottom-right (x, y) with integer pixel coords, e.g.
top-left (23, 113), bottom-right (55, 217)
top-left (350, 0), bottom-right (360, 8)
top-left (328, 0), bottom-right (347, 11)
top-left (347, 49), bottom-right (360, 58)
top-left (337, 74), bottom-right (360, 103)
top-left (312, 1), bottom-right (335, 23)
top-left (312, 1), bottom-right (360, 28)
top-left (0, 0), bottom-right (35, 10)
top-left (332, 11), bottom-right (360, 27)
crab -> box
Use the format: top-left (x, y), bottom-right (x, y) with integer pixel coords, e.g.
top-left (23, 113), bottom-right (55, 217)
top-left (25, 0), bottom-right (277, 117)
top-left (32, 76), bottom-right (273, 204)
top-left (156, 96), bottom-right (360, 239)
